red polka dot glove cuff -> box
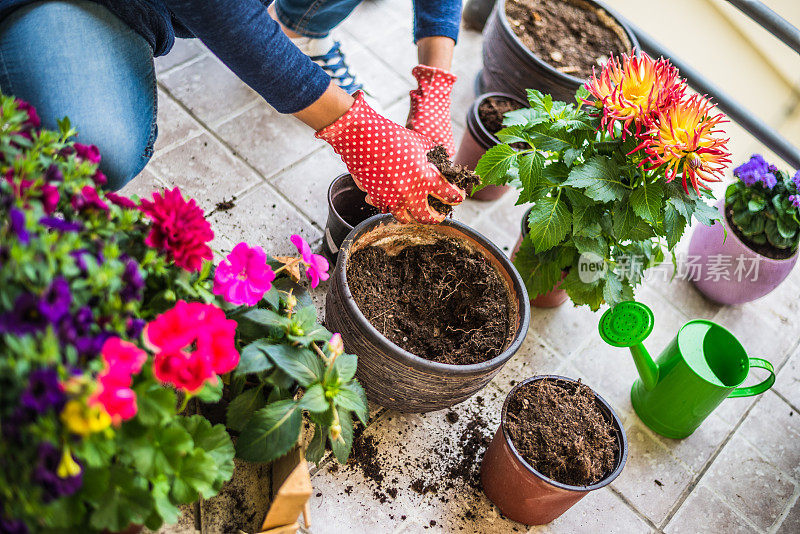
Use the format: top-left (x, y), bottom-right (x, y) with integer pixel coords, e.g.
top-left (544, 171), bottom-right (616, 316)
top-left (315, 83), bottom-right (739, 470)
top-left (316, 92), bottom-right (465, 224)
top-left (406, 64), bottom-right (458, 158)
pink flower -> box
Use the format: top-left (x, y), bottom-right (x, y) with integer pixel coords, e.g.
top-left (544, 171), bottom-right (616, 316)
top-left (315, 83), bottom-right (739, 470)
top-left (91, 369), bottom-right (137, 423)
top-left (73, 143), bottom-right (101, 165)
top-left (213, 242), bottom-right (276, 306)
top-left (290, 234), bottom-right (329, 288)
top-left (153, 350), bottom-right (216, 393)
top-left (71, 185), bottom-right (109, 212)
top-left (139, 188), bottom-right (214, 272)
top-left (92, 170), bottom-right (107, 186)
top-left (105, 192), bottom-right (138, 209)
top-left (101, 338), bottom-right (147, 375)
top-left (41, 184), bottom-right (59, 214)
top-left (328, 333), bottom-right (344, 356)
top-left (17, 99), bottom-right (40, 130)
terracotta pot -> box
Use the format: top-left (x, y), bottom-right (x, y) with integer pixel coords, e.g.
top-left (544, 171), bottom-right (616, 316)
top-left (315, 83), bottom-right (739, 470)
top-left (479, 0), bottom-right (638, 101)
top-left (322, 173), bottom-right (376, 262)
top-left (325, 214), bottom-right (531, 412)
top-left (454, 92), bottom-right (527, 201)
top-left (511, 209), bottom-right (569, 308)
top-left (688, 199), bottom-right (798, 305)
top-left (481, 375), bottom-right (628, 525)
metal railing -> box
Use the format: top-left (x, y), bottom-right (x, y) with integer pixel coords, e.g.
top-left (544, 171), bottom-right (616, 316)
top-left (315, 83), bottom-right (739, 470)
top-left (616, 0), bottom-right (800, 168)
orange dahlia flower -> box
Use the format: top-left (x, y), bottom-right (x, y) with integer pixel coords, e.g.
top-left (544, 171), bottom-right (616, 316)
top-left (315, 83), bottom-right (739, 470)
top-left (637, 94), bottom-right (731, 195)
top-left (585, 52), bottom-right (684, 137)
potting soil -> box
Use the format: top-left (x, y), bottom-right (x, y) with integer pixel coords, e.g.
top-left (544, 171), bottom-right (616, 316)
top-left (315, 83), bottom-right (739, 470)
top-left (347, 238), bottom-right (510, 365)
top-left (506, 0), bottom-right (629, 79)
top-left (505, 379), bottom-right (617, 486)
top-left (426, 145), bottom-right (480, 215)
top-left (478, 96), bottom-right (525, 135)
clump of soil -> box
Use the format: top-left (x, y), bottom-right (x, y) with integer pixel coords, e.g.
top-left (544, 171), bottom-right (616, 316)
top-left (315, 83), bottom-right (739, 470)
top-left (478, 96), bottom-right (525, 135)
top-left (426, 145), bottom-right (480, 216)
top-left (726, 206), bottom-right (796, 260)
top-left (506, 0), bottom-right (630, 79)
top-left (215, 196), bottom-right (236, 211)
top-left (505, 379), bottom-right (618, 486)
top-left (347, 238), bottom-right (511, 365)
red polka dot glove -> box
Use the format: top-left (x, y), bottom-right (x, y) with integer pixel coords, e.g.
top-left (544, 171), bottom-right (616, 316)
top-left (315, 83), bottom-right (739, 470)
top-left (406, 64), bottom-right (458, 158)
top-left (316, 92), bottom-right (465, 224)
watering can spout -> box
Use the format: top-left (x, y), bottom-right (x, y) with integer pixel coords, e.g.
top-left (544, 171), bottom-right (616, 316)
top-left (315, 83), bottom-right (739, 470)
top-left (630, 344), bottom-right (659, 391)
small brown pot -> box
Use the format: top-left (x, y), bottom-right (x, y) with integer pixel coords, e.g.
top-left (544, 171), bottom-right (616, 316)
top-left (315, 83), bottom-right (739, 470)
top-left (511, 209), bottom-right (569, 308)
top-left (325, 214), bottom-right (531, 412)
top-left (454, 92), bottom-right (528, 201)
top-left (481, 375), bottom-right (628, 525)
top-left (322, 173), bottom-right (377, 262)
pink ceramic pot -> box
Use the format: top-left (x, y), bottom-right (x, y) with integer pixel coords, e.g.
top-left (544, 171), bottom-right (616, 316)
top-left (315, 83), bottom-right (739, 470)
top-left (688, 200), bottom-right (798, 305)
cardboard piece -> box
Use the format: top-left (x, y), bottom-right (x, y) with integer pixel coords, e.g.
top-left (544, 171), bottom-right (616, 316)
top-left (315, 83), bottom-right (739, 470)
top-left (260, 447), bottom-right (312, 534)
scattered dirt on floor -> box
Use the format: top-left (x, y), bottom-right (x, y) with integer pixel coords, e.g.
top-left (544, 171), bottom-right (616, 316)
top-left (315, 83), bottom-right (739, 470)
top-left (426, 145), bottom-right (480, 214)
top-left (215, 196), bottom-right (236, 211)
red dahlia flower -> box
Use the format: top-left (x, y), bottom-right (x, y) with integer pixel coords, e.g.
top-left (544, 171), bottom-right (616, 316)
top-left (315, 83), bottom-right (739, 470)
top-left (139, 188), bottom-right (213, 271)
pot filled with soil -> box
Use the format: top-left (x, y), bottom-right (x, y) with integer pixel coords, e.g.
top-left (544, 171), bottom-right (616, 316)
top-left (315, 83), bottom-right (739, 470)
top-left (480, 0), bottom-right (637, 101)
top-left (688, 200), bottom-right (798, 305)
top-left (323, 173), bottom-right (379, 260)
top-left (481, 375), bottom-right (627, 525)
top-left (454, 92), bottom-right (527, 201)
top-left (325, 212), bottom-right (530, 412)
top-left (511, 206), bottom-right (569, 307)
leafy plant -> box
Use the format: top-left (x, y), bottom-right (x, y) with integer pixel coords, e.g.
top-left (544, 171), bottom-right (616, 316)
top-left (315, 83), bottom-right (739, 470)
top-left (475, 53), bottom-right (730, 310)
top-left (726, 154), bottom-right (800, 252)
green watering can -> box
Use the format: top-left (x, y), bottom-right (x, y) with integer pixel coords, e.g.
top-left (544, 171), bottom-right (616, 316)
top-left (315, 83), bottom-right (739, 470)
top-left (598, 301), bottom-right (776, 439)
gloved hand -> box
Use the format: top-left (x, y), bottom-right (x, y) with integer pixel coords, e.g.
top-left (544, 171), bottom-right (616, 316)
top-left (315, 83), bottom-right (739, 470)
top-left (316, 92), bottom-right (465, 224)
top-left (406, 64), bottom-right (458, 158)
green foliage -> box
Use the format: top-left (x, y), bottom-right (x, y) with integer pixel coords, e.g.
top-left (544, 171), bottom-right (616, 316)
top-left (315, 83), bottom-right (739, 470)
top-left (478, 89), bottom-right (719, 310)
top-left (223, 282), bottom-right (368, 465)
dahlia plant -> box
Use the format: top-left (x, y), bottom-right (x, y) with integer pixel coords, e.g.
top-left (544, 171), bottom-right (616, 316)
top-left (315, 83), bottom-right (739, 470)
top-left (476, 52), bottom-right (729, 310)
top-left (726, 154), bottom-right (800, 254)
top-left (0, 95), bottom-right (234, 532)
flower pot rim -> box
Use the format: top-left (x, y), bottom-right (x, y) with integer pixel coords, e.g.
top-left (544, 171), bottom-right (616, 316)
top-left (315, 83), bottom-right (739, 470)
top-left (495, 0), bottom-right (635, 85)
top-left (467, 91), bottom-right (529, 149)
top-left (499, 374), bottom-right (628, 492)
top-left (334, 213), bottom-right (531, 375)
top-left (721, 197), bottom-right (799, 265)
top-left (327, 173), bottom-right (359, 233)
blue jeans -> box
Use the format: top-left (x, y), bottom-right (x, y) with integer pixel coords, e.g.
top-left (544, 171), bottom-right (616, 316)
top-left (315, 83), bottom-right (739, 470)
top-left (275, 0), bottom-right (361, 38)
top-left (0, 0), bottom-right (156, 190)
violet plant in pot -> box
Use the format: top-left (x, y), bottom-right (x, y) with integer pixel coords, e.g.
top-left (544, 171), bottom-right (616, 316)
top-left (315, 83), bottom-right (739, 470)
top-left (688, 154), bottom-right (799, 305)
top-left (476, 52), bottom-right (731, 310)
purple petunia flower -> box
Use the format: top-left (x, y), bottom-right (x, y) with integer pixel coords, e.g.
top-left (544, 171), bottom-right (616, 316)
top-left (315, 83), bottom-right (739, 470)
top-left (44, 164), bottom-right (63, 183)
top-left (789, 195), bottom-right (800, 209)
top-left (33, 443), bottom-right (82, 503)
top-left (39, 277), bottom-right (72, 323)
top-left (0, 516), bottom-right (28, 534)
top-left (120, 259), bottom-right (144, 302)
top-left (19, 368), bottom-right (65, 415)
top-left (9, 208), bottom-right (29, 244)
top-left (39, 216), bottom-right (83, 233)
top-left (793, 170), bottom-right (800, 190)
top-left (0, 293), bottom-right (47, 335)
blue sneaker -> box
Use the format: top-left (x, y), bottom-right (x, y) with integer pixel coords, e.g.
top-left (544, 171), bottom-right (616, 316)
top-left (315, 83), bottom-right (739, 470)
top-left (291, 35), bottom-right (365, 95)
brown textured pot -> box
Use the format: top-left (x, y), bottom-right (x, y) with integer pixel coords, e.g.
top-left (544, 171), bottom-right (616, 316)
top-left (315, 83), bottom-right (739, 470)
top-left (511, 211), bottom-right (569, 308)
top-left (325, 214), bottom-right (531, 413)
top-left (481, 375), bottom-right (628, 525)
top-left (454, 92), bottom-right (527, 201)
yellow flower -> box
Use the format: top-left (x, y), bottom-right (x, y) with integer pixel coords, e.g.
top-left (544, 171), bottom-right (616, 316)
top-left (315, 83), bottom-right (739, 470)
top-left (60, 399), bottom-right (112, 436)
top-left (640, 94), bottom-right (731, 194)
top-left (57, 448), bottom-right (82, 478)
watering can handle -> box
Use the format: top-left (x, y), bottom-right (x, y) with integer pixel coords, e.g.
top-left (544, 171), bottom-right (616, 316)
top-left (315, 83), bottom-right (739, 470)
top-left (728, 358), bottom-right (775, 398)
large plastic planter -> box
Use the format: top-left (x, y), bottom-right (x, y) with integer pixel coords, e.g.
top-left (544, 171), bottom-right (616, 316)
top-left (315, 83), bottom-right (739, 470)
top-left (325, 214), bottom-right (531, 413)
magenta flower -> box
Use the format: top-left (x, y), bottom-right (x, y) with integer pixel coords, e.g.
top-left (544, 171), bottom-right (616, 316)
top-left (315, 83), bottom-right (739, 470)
top-left (290, 234), bottom-right (329, 288)
top-left (71, 186), bottom-right (108, 212)
top-left (73, 143), bottom-right (101, 165)
top-left (213, 242), bottom-right (276, 305)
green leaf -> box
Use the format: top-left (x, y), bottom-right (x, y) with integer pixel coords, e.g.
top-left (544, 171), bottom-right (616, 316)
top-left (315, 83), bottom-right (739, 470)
top-left (766, 219), bottom-right (796, 248)
top-left (748, 197), bottom-right (766, 212)
top-left (665, 182), bottom-right (695, 220)
top-left (330, 352), bottom-right (358, 383)
top-left (512, 237), bottom-right (563, 297)
top-left (196, 378), bottom-right (223, 403)
top-left (573, 235), bottom-right (607, 258)
top-left (265, 344), bottom-right (324, 386)
top-left (663, 203), bottom-right (687, 250)
top-left (527, 122), bottom-right (576, 152)
top-left (333, 381), bottom-right (369, 425)
top-left (243, 308), bottom-right (292, 328)
top-left (300, 383), bottom-right (330, 413)
top-left (135, 386), bottom-right (177, 427)
top-left (527, 88), bottom-right (553, 111)
top-left (329, 409), bottom-right (354, 464)
top-left (563, 147), bottom-right (583, 166)
top-left (502, 107), bottom-right (549, 127)
top-left (630, 181), bottom-right (664, 224)
top-left (542, 162), bottom-right (570, 184)
top-left (89, 466), bottom-right (153, 532)
top-left (475, 144), bottom-right (517, 186)
top-left (776, 216), bottom-right (797, 239)
top-left (262, 285), bottom-right (281, 309)
top-left (235, 400), bottom-right (303, 462)
top-left (226, 386), bottom-right (266, 431)
top-left (128, 424), bottom-right (194, 478)
top-left (170, 449), bottom-right (219, 502)
top-left (236, 338), bottom-right (275, 376)
top-left (495, 125), bottom-right (532, 145)
top-left (564, 156), bottom-right (626, 202)
top-left (602, 271), bottom-right (625, 307)
top-left (73, 433), bottom-right (116, 468)
top-left (179, 415), bottom-right (235, 490)
top-left (692, 199), bottom-right (722, 226)
top-left (305, 424), bottom-right (327, 465)
top-left (613, 200), bottom-right (655, 241)
top-left (528, 196), bottom-right (571, 252)
top-left (559, 270), bottom-right (605, 311)
top-left (517, 151), bottom-right (545, 203)
top-left (151, 477), bottom-right (181, 527)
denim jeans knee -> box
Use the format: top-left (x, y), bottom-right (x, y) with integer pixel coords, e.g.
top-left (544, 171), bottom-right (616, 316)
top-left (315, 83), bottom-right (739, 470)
top-left (275, 0), bottom-right (363, 38)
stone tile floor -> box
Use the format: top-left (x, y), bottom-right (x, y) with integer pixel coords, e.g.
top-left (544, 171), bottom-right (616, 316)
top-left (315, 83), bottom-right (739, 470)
top-left (122, 1), bottom-right (800, 532)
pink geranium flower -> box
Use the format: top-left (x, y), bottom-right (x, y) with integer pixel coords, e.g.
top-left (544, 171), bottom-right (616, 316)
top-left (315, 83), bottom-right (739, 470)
top-left (101, 338), bottom-right (147, 375)
top-left (153, 350), bottom-right (216, 393)
top-left (91, 369), bottom-right (137, 423)
top-left (213, 242), bottom-right (276, 306)
top-left (290, 234), bottom-right (329, 288)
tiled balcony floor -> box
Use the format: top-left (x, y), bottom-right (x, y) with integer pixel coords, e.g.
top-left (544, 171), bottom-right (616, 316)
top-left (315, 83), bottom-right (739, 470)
top-left (124, 1), bottom-right (800, 532)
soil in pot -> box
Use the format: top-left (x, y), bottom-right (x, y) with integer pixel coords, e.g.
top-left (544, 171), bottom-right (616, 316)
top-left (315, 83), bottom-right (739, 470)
top-left (478, 96), bottom-right (525, 136)
top-left (347, 238), bottom-right (511, 365)
top-left (338, 186), bottom-right (380, 227)
top-left (506, 0), bottom-right (629, 79)
top-left (506, 378), bottom-right (617, 486)
top-left (427, 145), bottom-right (480, 215)
top-left (725, 206), bottom-right (795, 260)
